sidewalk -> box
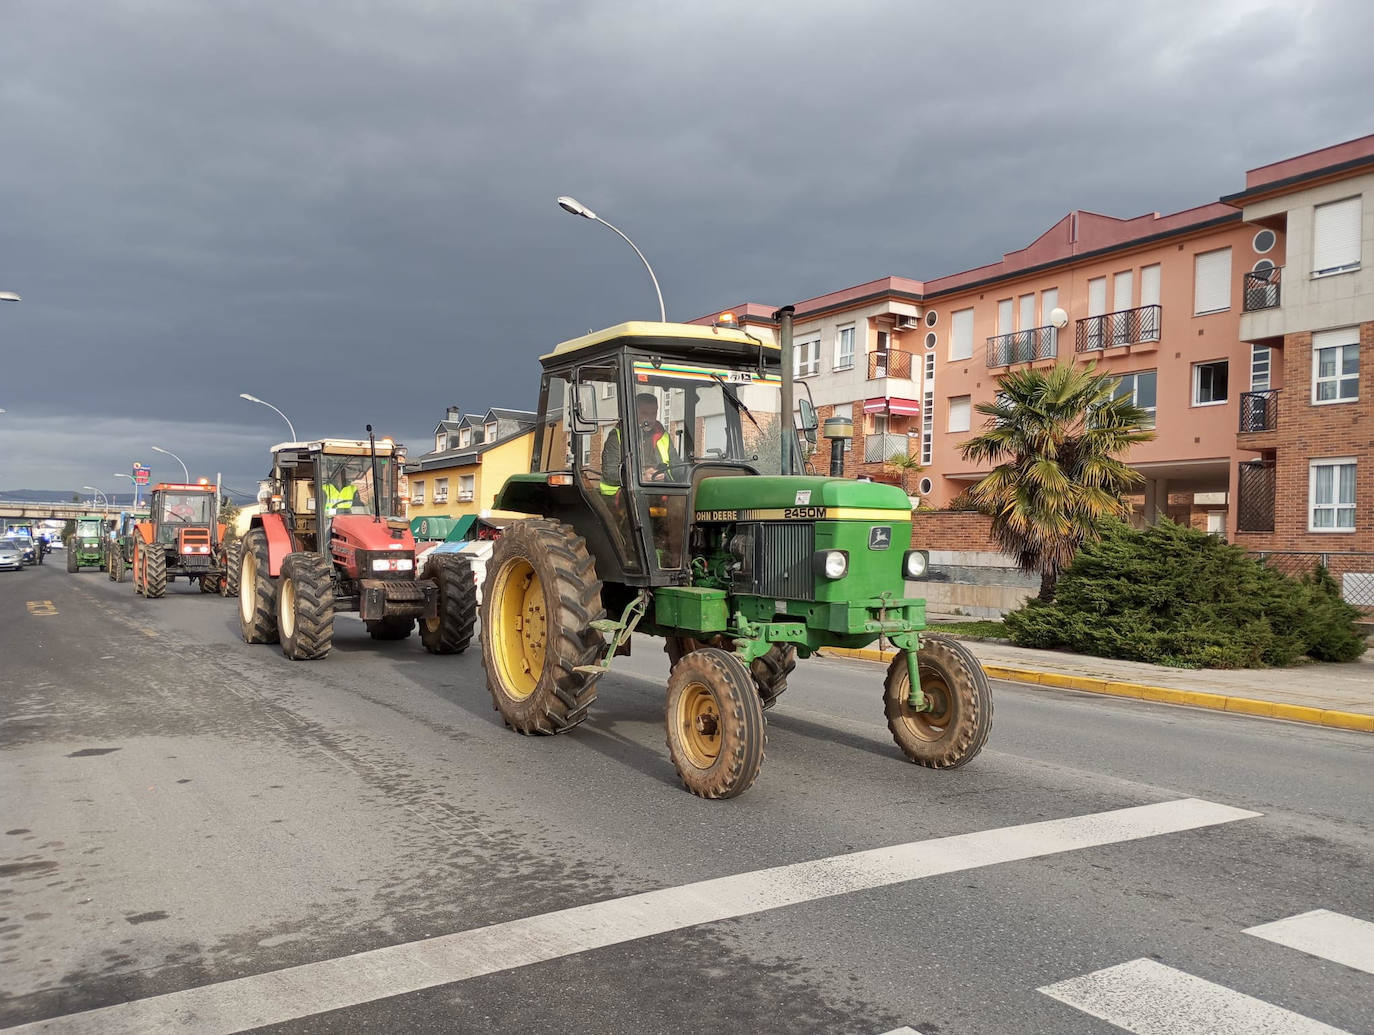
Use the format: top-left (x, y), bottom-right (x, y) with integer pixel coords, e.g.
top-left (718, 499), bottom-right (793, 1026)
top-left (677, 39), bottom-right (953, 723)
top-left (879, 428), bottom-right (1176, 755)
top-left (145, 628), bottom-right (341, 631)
top-left (824, 624), bottom-right (1374, 734)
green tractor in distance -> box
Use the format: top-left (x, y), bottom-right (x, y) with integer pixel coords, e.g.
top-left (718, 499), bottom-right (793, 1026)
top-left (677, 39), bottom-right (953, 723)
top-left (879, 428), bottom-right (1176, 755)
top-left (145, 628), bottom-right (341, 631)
top-left (66, 516), bottom-right (107, 573)
top-left (105, 510), bottom-right (150, 583)
top-left (481, 318), bottom-right (992, 799)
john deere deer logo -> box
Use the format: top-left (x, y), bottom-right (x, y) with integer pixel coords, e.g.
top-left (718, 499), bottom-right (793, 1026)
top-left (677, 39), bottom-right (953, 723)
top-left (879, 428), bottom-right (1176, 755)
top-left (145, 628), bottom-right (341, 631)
top-left (868, 526), bottom-right (892, 550)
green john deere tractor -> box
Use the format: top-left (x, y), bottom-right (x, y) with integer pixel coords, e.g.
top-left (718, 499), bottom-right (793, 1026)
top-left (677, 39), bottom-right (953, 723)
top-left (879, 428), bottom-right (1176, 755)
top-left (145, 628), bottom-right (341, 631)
top-left (481, 317), bottom-right (991, 799)
top-left (66, 516), bottom-right (107, 573)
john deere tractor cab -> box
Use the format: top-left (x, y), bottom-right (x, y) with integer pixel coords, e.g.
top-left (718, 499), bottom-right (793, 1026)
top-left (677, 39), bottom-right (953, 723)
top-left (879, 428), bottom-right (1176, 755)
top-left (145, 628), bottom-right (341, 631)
top-left (483, 319), bottom-right (991, 799)
top-left (236, 430), bottom-right (476, 660)
top-left (132, 481), bottom-right (228, 597)
top-left (65, 516), bottom-right (107, 572)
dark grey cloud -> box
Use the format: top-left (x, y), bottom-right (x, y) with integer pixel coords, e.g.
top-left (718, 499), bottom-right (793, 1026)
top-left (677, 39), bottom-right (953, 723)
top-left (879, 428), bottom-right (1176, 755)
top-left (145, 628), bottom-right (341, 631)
top-left (2, 0), bottom-right (1371, 493)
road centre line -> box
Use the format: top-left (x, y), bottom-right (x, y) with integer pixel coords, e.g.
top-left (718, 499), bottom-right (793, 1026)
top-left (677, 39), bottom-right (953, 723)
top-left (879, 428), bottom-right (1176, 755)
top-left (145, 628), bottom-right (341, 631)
top-left (1244, 909), bottom-right (1374, 976)
top-left (1039, 957), bottom-right (1350, 1034)
top-left (3, 798), bottom-right (1257, 1035)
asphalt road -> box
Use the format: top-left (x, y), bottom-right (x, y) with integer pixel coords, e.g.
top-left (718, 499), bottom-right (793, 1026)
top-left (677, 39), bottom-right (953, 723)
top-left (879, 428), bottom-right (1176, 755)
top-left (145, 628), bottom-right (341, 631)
top-left (2, 560), bottom-right (1372, 1034)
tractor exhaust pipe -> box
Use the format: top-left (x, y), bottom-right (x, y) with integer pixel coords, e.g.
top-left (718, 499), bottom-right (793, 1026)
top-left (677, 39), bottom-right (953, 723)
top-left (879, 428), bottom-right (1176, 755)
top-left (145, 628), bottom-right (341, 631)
top-left (775, 304), bottom-right (796, 475)
top-left (365, 425), bottom-right (382, 522)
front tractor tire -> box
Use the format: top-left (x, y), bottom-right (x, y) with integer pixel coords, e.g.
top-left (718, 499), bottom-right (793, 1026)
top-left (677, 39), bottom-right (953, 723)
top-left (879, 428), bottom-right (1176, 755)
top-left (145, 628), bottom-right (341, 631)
top-left (665, 648), bottom-right (767, 799)
top-left (276, 553), bottom-right (335, 661)
top-left (66, 547), bottom-right (78, 573)
top-left (222, 539), bottom-right (242, 598)
top-left (238, 530), bottom-right (279, 644)
top-left (665, 637), bottom-right (797, 711)
top-left (884, 634), bottom-right (993, 769)
top-left (480, 519), bottom-right (604, 735)
top-left (110, 551), bottom-right (126, 584)
top-left (420, 555), bottom-right (478, 654)
top-left (142, 544), bottom-right (167, 599)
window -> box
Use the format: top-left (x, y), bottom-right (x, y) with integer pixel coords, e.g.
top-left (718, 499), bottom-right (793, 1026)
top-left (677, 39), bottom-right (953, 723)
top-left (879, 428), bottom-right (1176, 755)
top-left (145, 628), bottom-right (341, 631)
top-left (1312, 197), bottom-right (1361, 275)
top-left (458, 474), bottom-right (475, 502)
top-left (1193, 360), bottom-right (1229, 405)
top-left (997, 298), bottom-right (1013, 333)
top-left (834, 325), bottom-right (855, 370)
top-left (1250, 345), bottom-right (1271, 391)
top-left (925, 310), bottom-right (938, 327)
top-left (949, 308), bottom-right (974, 361)
top-left (947, 395), bottom-right (971, 433)
top-left (1309, 458), bottom-right (1356, 531)
top-left (1112, 370), bottom-right (1157, 427)
top-left (794, 337), bottom-right (820, 378)
top-left (435, 434), bottom-right (445, 452)
top-left (1086, 277), bottom-right (1107, 350)
top-left (1193, 247), bottom-right (1232, 314)
top-left (1312, 327), bottom-right (1359, 403)
top-left (433, 477), bottom-right (449, 503)
top-left (1018, 293), bottom-right (1035, 329)
top-left (486, 422), bottom-right (498, 441)
top-left (1112, 271), bottom-right (1134, 344)
top-left (412, 479), bottom-right (425, 504)
top-left (921, 353), bottom-right (935, 464)
top-left (1253, 229), bottom-right (1276, 254)
top-left (1040, 287), bottom-right (1058, 321)
top-left (459, 428), bottom-right (472, 448)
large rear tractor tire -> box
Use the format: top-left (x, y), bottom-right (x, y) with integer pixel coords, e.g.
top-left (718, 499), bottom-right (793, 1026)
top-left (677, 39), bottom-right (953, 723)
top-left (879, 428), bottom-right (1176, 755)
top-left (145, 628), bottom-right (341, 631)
top-left (199, 574), bottom-right (218, 593)
top-left (884, 634), bottom-right (992, 769)
top-left (66, 548), bottom-right (78, 573)
top-left (111, 551), bottom-right (126, 584)
top-left (665, 637), bottom-right (797, 711)
top-left (276, 552), bottom-right (335, 661)
top-left (420, 555), bottom-right (477, 654)
top-left (368, 616), bottom-right (415, 641)
top-left (238, 530), bottom-right (279, 644)
top-left (480, 519), bottom-right (604, 734)
top-left (665, 648), bottom-right (767, 799)
top-left (143, 544), bottom-right (167, 599)
top-left (222, 540), bottom-right (242, 598)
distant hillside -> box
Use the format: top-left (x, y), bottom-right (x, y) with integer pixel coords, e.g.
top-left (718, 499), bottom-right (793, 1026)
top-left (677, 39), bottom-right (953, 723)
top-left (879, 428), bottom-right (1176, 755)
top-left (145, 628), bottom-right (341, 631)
top-left (1, 488), bottom-right (257, 504)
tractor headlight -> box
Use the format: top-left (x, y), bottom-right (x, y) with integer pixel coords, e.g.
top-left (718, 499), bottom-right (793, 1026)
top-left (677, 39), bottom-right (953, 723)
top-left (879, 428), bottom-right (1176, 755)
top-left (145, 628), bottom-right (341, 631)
top-left (371, 557), bottom-right (414, 572)
top-left (815, 549), bottom-right (849, 580)
top-left (902, 549), bottom-right (929, 580)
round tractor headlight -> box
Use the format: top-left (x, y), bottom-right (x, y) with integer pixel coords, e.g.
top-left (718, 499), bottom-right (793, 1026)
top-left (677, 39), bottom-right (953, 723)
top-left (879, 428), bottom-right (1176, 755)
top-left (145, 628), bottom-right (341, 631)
top-left (822, 550), bottom-right (848, 579)
top-left (903, 549), bottom-right (929, 579)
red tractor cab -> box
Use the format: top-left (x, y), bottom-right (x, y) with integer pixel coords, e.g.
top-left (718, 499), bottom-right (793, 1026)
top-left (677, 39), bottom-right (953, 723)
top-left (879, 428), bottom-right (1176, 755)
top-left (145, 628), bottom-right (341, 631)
top-left (132, 481), bottom-right (228, 597)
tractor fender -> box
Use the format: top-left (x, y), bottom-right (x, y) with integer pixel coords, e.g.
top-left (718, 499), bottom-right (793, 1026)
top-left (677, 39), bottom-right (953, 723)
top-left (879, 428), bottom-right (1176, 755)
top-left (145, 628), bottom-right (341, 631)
top-left (250, 512), bottom-right (295, 577)
top-left (134, 522), bottom-right (154, 545)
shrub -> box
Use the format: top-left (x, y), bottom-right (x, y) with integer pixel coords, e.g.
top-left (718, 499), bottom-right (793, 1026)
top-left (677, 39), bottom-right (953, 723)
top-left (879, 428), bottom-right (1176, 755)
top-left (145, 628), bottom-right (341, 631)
top-left (1003, 520), bottom-right (1368, 667)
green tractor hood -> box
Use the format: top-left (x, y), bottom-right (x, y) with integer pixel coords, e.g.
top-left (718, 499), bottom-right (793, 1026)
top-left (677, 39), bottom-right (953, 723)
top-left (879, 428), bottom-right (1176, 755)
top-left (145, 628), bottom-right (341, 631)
top-left (694, 476), bottom-right (911, 514)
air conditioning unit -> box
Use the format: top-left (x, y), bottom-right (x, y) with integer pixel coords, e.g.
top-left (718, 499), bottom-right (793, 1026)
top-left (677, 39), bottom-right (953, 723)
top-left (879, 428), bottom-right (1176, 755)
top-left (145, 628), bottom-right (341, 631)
top-left (894, 315), bottom-right (920, 331)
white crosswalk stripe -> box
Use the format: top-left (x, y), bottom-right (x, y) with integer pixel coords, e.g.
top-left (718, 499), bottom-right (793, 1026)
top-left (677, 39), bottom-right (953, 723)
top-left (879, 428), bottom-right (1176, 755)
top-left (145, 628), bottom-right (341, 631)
top-left (1039, 957), bottom-right (1352, 1034)
top-left (1245, 909), bottom-right (1374, 976)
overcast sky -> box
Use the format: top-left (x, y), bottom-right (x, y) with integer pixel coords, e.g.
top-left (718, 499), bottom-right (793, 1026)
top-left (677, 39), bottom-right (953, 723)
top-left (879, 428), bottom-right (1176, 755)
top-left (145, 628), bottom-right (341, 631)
top-left (2, 0), bottom-right (1370, 497)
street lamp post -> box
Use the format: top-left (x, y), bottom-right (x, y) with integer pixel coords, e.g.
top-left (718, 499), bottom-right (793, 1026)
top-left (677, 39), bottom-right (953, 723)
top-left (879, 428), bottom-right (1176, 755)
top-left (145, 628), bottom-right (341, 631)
top-left (239, 393), bottom-right (298, 441)
top-left (0, 292), bottom-right (20, 303)
top-left (113, 472), bottom-right (137, 509)
top-left (82, 486), bottom-right (109, 510)
top-left (151, 446), bottom-right (190, 482)
top-left (556, 196), bottom-right (666, 322)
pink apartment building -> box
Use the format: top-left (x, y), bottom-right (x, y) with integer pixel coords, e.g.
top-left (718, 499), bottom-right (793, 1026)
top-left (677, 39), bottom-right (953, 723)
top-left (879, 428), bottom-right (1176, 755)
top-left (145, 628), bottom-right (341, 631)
top-left (701, 135), bottom-right (1374, 571)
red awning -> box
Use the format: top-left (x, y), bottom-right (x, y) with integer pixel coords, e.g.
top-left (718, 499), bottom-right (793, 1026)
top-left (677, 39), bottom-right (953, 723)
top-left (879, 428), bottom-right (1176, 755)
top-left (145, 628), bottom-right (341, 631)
top-left (864, 397), bottom-right (921, 416)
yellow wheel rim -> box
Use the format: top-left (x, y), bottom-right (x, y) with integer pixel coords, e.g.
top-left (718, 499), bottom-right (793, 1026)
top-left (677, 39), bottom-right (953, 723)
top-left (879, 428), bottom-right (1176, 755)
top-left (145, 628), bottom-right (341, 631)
top-left (240, 548), bottom-right (257, 622)
top-left (677, 681), bottom-right (721, 768)
top-left (490, 557), bottom-right (546, 701)
top-left (280, 577), bottom-right (297, 638)
top-left (898, 670), bottom-right (952, 742)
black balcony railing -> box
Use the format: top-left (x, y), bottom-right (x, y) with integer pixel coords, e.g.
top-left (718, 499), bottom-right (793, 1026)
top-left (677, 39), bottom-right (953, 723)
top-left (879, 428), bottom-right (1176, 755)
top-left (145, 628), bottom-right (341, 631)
top-left (868, 349), bottom-right (913, 380)
top-left (1243, 266), bottom-right (1282, 311)
top-left (1074, 304), bottom-right (1162, 352)
top-left (985, 325), bottom-right (1058, 367)
top-left (1239, 389), bottom-right (1280, 433)
top-left (1236, 460), bottom-right (1276, 532)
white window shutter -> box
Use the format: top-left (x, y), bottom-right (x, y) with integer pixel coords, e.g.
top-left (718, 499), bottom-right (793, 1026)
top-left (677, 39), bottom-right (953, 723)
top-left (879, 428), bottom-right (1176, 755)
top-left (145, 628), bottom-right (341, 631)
top-left (1193, 248), bottom-right (1232, 314)
top-left (1312, 197), bottom-right (1362, 274)
top-left (1019, 294), bottom-right (1035, 329)
top-left (1088, 277), bottom-right (1106, 316)
top-left (1141, 264), bottom-right (1161, 307)
top-left (997, 299), bottom-right (1013, 333)
top-left (1113, 271), bottom-right (1133, 313)
top-left (950, 309), bottom-right (974, 361)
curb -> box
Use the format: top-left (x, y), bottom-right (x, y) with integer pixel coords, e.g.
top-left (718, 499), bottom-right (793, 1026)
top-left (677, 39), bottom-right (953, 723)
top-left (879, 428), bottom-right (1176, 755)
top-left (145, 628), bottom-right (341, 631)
top-left (820, 645), bottom-right (1374, 734)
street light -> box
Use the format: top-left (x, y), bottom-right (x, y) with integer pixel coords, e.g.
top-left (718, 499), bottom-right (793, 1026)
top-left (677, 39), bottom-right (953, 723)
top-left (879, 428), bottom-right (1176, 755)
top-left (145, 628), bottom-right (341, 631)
top-left (556, 195), bottom-right (666, 322)
top-left (0, 292), bottom-right (20, 303)
top-left (239, 393), bottom-right (297, 441)
top-left (82, 486), bottom-right (109, 508)
top-left (150, 445), bottom-right (190, 482)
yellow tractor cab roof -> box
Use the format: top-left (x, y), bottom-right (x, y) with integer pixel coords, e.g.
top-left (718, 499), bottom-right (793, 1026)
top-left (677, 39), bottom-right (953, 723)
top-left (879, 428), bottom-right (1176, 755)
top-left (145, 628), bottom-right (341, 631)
top-left (270, 438), bottom-right (399, 458)
top-left (540, 320), bottom-right (778, 366)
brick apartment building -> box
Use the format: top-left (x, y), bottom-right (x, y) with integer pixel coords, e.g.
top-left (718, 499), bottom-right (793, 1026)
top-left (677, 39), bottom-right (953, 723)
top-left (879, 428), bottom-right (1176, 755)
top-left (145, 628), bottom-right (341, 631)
top-left (700, 135), bottom-right (1374, 567)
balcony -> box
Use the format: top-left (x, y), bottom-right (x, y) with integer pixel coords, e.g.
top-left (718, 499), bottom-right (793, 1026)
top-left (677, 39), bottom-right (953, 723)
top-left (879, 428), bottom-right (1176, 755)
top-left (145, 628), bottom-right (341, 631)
top-left (986, 326), bottom-right (1058, 368)
top-left (1239, 389), bottom-right (1280, 433)
top-left (1236, 460), bottom-right (1276, 533)
top-left (868, 349), bottom-right (913, 380)
top-left (1242, 267), bottom-right (1281, 312)
top-left (1075, 305), bottom-right (1161, 353)
top-left (863, 433), bottom-right (911, 464)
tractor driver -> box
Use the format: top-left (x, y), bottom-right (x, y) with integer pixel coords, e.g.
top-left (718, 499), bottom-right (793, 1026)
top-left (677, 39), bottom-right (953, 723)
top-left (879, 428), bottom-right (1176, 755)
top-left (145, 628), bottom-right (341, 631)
top-left (601, 393), bottom-right (681, 491)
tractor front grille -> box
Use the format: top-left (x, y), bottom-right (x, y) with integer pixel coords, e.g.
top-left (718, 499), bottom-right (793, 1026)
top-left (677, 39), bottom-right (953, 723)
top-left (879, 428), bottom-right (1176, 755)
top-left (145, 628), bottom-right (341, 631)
top-left (752, 522), bottom-right (814, 601)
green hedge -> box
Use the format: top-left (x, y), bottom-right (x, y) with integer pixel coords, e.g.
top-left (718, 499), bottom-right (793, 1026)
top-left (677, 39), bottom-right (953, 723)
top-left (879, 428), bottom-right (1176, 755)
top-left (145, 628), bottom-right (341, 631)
top-left (1004, 520), bottom-right (1368, 668)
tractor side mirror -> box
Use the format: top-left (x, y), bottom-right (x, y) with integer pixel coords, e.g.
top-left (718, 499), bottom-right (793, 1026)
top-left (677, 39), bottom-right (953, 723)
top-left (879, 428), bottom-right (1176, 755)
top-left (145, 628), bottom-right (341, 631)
top-left (798, 398), bottom-right (818, 444)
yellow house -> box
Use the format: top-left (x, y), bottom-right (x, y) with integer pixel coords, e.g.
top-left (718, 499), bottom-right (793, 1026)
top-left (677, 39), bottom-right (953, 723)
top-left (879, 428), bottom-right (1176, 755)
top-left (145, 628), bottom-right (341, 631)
top-left (407, 406), bottom-right (536, 528)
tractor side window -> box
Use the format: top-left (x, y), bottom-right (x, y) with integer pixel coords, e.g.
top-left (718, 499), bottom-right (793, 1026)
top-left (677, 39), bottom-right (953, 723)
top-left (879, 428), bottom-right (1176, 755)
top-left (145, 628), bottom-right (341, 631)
top-left (538, 375), bottom-right (573, 473)
top-left (574, 363), bottom-right (637, 571)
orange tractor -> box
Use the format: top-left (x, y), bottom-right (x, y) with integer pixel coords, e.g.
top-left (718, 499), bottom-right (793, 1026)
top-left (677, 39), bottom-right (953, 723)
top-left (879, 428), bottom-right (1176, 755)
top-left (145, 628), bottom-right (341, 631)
top-left (131, 480), bottom-right (230, 597)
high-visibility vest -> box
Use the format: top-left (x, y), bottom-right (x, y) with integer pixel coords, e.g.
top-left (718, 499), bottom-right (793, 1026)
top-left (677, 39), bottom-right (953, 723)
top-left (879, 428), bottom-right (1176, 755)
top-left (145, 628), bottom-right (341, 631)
top-left (599, 427), bottom-right (671, 496)
top-left (324, 484), bottom-right (357, 513)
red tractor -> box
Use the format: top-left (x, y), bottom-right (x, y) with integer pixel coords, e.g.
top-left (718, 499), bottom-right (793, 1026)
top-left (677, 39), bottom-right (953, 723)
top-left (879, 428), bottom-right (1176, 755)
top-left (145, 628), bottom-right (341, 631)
top-left (236, 428), bottom-right (477, 660)
top-left (131, 481), bottom-right (229, 597)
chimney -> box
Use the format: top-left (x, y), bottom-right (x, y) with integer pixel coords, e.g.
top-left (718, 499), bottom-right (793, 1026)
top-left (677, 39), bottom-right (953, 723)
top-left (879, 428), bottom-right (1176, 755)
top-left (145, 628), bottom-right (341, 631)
top-left (446, 405), bottom-right (460, 421)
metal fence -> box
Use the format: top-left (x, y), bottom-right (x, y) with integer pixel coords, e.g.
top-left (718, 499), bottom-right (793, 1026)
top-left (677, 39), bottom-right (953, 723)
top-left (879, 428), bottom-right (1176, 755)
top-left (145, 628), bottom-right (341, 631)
top-left (1239, 389), bottom-right (1280, 433)
top-left (863, 433), bottom-right (911, 464)
top-left (986, 326), bottom-right (1058, 367)
top-left (1247, 551), bottom-right (1374, 608)
top-left (1075, 304), bottom-right (1162, 352)
top-left (1242, 266), bottom-right (1282, 312)
top-left (1236, 460), bottom-right (1276, 532)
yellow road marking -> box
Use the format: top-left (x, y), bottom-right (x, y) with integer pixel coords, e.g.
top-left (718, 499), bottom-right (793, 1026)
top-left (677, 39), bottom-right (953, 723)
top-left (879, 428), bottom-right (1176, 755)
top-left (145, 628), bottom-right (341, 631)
top-left (25, 600), bottom-right (58, 616)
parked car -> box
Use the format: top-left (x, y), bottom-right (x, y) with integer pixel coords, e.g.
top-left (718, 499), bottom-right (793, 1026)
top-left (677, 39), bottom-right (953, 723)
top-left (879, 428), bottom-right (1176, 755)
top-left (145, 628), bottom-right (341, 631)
top-left (0, 540), bottom-right (26, 571)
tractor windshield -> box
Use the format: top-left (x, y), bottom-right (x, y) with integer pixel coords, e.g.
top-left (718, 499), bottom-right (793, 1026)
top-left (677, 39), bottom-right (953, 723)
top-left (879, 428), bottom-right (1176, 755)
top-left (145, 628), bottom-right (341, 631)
top-left (629, 361), bottom-right (796, 481)
top-left (161, 492), bottom-right (215, 525)
top-left (320, 453), bottom-right (397, 517)
top-left (75, 519), bottom-right (104, 539)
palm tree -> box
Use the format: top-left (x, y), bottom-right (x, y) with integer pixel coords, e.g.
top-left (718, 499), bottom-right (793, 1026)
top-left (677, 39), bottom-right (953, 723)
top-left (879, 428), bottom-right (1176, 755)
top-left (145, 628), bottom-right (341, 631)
top-left (959, 362), bottom-right (1155, 600)
top-left (884, 447), bottom-right (925, 496)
